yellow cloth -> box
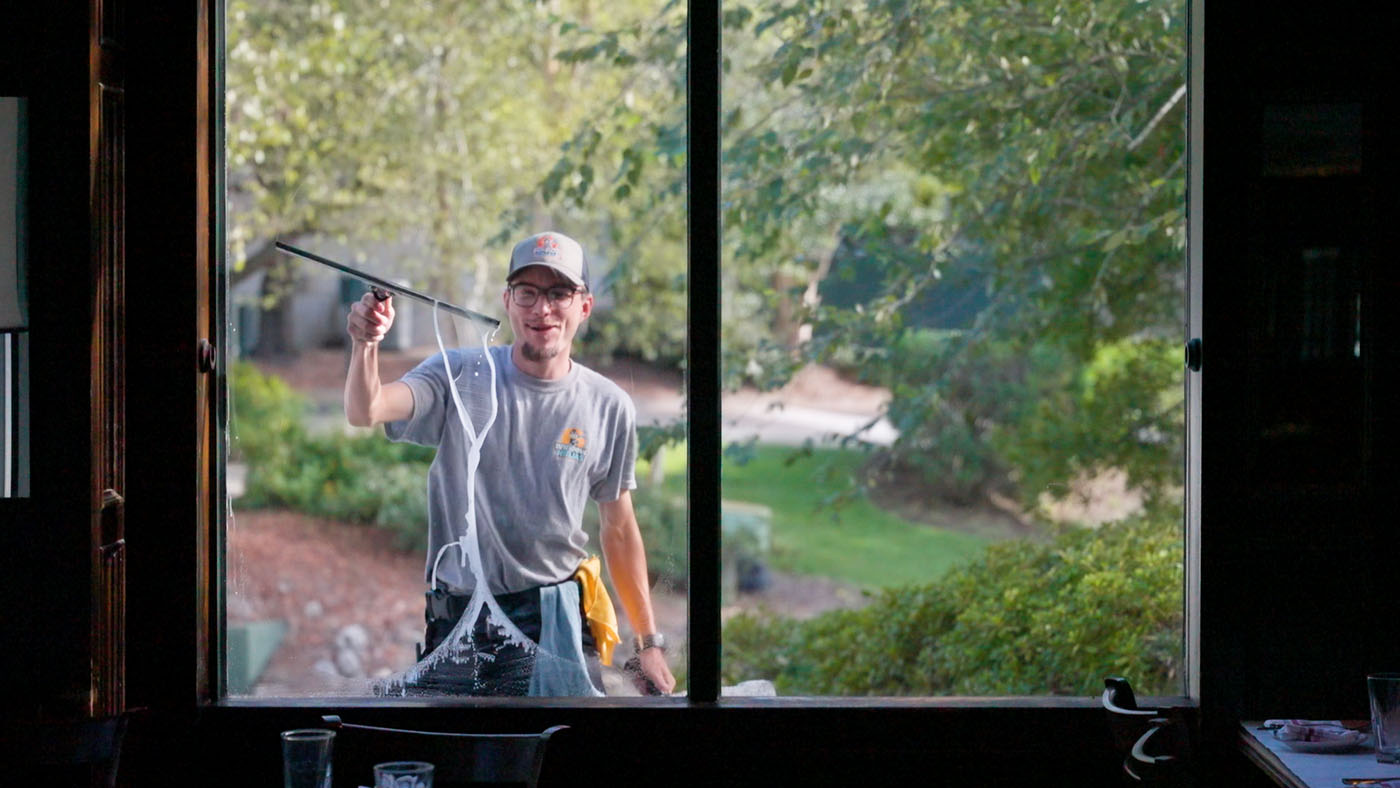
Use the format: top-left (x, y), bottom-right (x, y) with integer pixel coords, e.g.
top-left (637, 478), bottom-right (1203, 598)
top-left (574, 556), bottom-right (621, 666)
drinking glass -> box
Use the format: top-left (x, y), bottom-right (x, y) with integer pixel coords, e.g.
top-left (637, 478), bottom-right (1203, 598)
top-left (1369, 673), bottom-right (1400, 763)
top-left (281, 729), bottom-right (335, 788)
top-left (374, 761), bottom-right (435, 788)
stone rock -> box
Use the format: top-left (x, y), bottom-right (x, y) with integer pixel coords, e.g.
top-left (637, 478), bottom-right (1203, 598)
top-left (303, 599), bottom-right (323, 618)
top-left (722, 679), bottom-right (777, 697)
top-left (334, 646), bottom-right (364, 678)
top-left (737, 557), bottom-right (771, 593)
top-left (335, 623), bottom-right (370, 652)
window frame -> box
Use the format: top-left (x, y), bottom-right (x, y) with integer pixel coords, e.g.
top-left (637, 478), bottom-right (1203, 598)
top-left (198, 0), bottom-right (1202, 714)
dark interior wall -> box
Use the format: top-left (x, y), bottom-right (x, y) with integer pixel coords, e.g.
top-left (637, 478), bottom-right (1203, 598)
top-left (0, 1), bottom-right (96, 719)
top-left (1198, 1), bottom-right (1400, 747)
top-left (2, 0), bottom-right (1398, 783)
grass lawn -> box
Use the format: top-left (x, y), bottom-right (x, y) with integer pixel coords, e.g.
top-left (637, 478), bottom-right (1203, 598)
top-left (641, 443), bottom-right (990, 589)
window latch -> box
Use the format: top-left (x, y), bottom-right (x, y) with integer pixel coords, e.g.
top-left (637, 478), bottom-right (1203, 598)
top-left (198, 339), bottom-right (216, 374)
top-left (1185, 337), bottom-right (1202, 372)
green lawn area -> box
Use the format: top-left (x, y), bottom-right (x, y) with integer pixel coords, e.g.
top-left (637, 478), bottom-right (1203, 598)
top-left (641, 444), bottom-right (990, 589)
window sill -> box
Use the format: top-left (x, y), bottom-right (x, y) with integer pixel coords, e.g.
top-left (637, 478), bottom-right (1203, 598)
top-left (213, 693), bottom-right (1194, 711)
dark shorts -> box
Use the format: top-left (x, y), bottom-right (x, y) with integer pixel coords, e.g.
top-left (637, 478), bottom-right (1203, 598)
top-left (412, 580), bottom-right (602, 697)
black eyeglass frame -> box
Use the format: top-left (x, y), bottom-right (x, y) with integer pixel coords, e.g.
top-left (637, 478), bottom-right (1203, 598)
top-left (506, 283), bottom-right (587, 309)
top-left (506, 282), bottom-right (588, 309)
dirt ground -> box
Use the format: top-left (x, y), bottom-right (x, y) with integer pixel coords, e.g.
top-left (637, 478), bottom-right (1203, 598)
top-left (227, 507), bottom-right (866, 696)
top-left (226, 509), bottom-right (425, 696)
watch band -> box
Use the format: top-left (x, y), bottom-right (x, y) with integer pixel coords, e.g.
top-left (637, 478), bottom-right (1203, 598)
top-left (634, 632), bottom-right (667, 653)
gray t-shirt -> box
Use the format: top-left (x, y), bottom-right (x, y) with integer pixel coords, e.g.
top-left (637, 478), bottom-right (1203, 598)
top-left (386, 344), bottom-right (637, 595)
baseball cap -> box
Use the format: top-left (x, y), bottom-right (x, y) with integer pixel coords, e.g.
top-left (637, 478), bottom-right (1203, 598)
top-left (507, 231), bottom-right (588, 289)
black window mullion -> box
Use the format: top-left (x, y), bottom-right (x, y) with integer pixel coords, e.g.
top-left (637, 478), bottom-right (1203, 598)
top-left (686, 0), bottom-right (722, 704)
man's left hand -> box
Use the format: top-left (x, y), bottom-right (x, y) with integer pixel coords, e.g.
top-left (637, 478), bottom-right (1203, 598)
top-left (633, 646), bottom-right (676, 696)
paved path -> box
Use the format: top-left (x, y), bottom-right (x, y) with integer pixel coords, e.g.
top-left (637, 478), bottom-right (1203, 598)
top-left (628, 363), bottom-right (899, 448)
top-left (247, 349), bottom-right (899, 450)
top-left (637, 398), bottom-right (897, 447)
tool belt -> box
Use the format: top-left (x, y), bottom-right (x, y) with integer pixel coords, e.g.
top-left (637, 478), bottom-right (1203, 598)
top-left (424, 584), bottom-right (542, 623)
top-left (423, 559), bottom-right (619, 667)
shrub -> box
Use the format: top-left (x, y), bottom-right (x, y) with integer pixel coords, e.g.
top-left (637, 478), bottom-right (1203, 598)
top-left (722, 505), bottom-right (1183, 696)
top-left (229, 359), bottom-right (309, 466)
top-left (231, 361), bottom-right (434, 549)
top-left (997, 337), bottom-right (1183, 512)
top-left (866, 330), bottom-right (1182, 514)
top-left (369, 464), bottom-right (432, 552)
top-left (876, 330), bottom-right (1067, 505)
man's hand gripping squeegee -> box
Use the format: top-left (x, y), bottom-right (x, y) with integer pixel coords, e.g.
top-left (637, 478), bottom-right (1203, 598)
top-left (275, 241), bottom-right (500, 329)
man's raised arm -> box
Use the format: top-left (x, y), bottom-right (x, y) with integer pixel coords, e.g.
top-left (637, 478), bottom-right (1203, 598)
top-left (344, 292), bottom-right (414, 427)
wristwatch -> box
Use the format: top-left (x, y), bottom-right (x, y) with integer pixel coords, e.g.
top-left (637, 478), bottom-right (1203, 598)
top-left (634, 632), bottom-right (667, 653)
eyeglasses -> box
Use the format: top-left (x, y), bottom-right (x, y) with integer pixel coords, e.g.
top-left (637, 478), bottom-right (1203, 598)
top-left (507, 283), bottom-right (584, 308)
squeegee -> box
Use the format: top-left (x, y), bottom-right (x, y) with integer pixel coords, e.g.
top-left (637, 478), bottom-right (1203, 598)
top-left (275, 241), bottom-right (500, 329)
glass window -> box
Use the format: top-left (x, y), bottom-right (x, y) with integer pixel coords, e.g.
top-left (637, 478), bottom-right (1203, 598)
top-left (219, 0), bottom-right (1190, 703)
top-left (222, 0), bottom-right (688, 698)
top-left (714, 0), bottom-right (1188, 697)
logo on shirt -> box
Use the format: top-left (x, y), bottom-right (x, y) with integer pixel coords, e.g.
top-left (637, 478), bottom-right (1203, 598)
top-left (555, 427), bottom-right (587, 462)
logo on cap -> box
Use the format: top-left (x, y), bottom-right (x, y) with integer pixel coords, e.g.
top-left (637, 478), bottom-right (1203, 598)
top-left (534, 235), bottom-right (561, 260)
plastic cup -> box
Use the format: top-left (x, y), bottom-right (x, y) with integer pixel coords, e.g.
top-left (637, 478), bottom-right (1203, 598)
top-left (281, 729), bottom-right (334, 788)
top-left (1369, 673), bottom-right (1400, 763)
top-left (374, 760), bottom-right (435, 787)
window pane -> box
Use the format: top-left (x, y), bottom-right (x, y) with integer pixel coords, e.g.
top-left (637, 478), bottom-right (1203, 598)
top-left (719, 0), bottom-right (1187, 697)
top-left (223, 0), bottom-right (687, 698)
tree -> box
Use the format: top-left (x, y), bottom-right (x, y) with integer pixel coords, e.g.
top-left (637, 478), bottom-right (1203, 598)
top-left (225, 0), bottom-right (677, 353)
top-left (547, 0), bottom-right (1187, 509)
top-left (228, 0), bottom-right (1189, 511)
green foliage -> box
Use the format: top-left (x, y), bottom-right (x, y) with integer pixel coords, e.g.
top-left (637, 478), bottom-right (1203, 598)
top-left (365, 464), bottom-right (433, 552)
top-left (544, 0), bottom-right (1187, 511)
top-left (872, 329), bottom-right (1062, 504)
top-left (866, 328), bottom-right (1183, 511)
top-left (723, 506), bottom-right (1183, 696)
top-left (228, 357), bottom-right (309, 466)
top-left (227, 0), bottom-right (1192, 699)
top-left (231, 0), bottom-right (1189, 515)
top-left (230, 361), bottom-right (433, 550)
top-left (227, 0), bottom-right (685, 344)
top-left (999, 337), bottom-right (1184, 512)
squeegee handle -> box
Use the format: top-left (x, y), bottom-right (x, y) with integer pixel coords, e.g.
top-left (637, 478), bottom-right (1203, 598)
top-left (274, 240), bottom-right (500, 329)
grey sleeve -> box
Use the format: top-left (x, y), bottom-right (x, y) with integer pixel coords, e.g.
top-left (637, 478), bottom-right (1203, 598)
top-left (383, 356), bottom-right (447, 447)
top-left (590, 396), bottom-right (638, 502)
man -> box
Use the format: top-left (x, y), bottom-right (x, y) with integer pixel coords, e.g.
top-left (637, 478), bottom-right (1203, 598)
top-left (344, 231), bottom-right (675, 696)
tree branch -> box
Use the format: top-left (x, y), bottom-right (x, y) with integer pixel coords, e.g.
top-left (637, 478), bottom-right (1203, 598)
top-left (1128, 83), bottom-right (1186, 151)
